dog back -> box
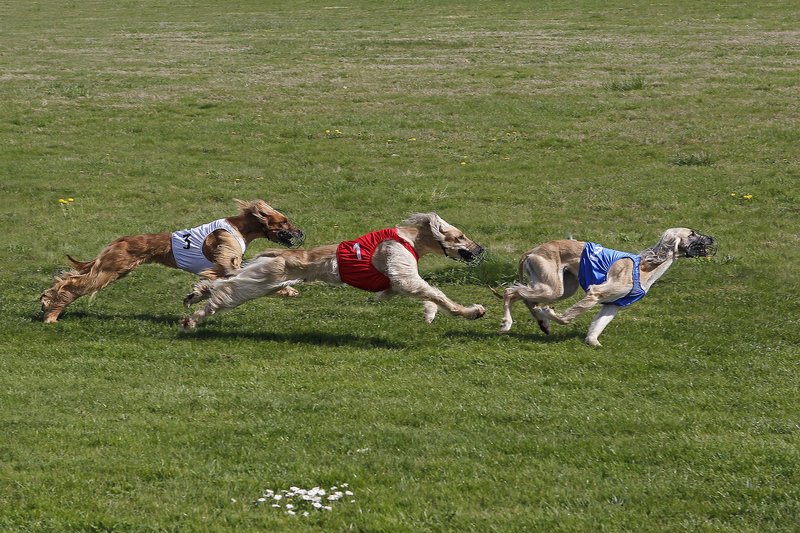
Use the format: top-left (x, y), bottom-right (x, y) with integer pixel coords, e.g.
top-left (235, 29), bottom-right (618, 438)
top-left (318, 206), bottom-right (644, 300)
top-left (336, 228), bottom-right (418, 292)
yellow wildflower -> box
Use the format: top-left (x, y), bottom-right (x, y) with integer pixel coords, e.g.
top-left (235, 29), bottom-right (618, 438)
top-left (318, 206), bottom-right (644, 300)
top-left (743, 194), bottom-right (753, 200)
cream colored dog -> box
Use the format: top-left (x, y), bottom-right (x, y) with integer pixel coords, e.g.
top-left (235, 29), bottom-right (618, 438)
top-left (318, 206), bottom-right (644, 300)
top-left (181, 213), bottom-right (487, 329)
top-left (499, 228), bottom-right (716, 346)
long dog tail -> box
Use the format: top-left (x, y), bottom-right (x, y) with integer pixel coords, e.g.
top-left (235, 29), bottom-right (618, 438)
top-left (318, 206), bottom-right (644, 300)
top-left (66, 255), bottom-right (96, 273)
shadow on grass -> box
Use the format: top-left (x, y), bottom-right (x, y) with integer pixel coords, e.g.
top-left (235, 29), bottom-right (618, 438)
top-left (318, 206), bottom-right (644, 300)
top-left (179, 328), bottom-right (406, 350)
top-left (444, 328), bottom-right (584, 344)
top-left (32, 309), bottom-right (179, 326)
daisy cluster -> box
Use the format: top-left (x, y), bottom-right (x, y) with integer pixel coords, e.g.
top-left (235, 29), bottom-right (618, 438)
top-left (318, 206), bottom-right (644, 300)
top-left (256, 484), bottom-right (354, 516)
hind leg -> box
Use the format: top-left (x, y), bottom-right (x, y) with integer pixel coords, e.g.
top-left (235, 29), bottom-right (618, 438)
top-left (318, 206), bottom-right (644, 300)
top-left (500, 272), bottom-right (578, 334)
top-left (500, 284), bottom-right (559, 334)
top-left (41, 265), bottom-right (131, 323)
top-left (41, 276), bottom-right (86, 324)
top-left (523, 300), bottom-right (550, 335)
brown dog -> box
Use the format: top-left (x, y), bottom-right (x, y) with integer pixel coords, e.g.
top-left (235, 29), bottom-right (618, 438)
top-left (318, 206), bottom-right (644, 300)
top-left (41, 199), bottom-right (304, 323)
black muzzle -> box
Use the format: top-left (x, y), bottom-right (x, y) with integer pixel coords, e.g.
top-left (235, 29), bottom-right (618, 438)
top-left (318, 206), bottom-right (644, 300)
top-left (275, 229), bottom-right (305, 248)
top-left (686, 236), bottom-right (717, 257)
top-left (457, 243), bottom-right (487, 265)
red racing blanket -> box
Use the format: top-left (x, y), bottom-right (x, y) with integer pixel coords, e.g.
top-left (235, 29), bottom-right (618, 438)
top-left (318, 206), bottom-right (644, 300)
top-left (336, 228), bottom-right (419, 292)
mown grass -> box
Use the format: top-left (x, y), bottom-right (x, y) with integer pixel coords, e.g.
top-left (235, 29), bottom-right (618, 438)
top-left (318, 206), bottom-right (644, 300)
top-left (1, 0), bottom-right (799, 531)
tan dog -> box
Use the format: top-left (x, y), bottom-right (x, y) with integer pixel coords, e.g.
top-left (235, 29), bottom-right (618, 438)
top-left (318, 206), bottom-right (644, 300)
top-left (41, 200), bottom-right (304, 323)
top-left (498, 228), bottom-right (716, 346)
top-left (181, 213), bottom-right (487, 329)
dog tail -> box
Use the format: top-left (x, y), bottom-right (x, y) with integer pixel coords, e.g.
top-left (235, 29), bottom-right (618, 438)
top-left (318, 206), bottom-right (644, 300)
top-left (66, 255), bottom-right (95, 272)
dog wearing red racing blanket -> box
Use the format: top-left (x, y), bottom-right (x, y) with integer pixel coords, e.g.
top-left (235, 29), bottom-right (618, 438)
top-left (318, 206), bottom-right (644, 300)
top-left (181, 213), bottom-right (487, 329)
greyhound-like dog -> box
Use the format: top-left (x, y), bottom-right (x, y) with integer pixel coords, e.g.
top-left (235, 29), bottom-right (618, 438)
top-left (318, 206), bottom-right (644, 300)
top-left (182, 213), bottom-right (487, 329)
top-left (498, 228), bottom-right (716, 346)
top-left (41, 200), bottom-right (304, 323)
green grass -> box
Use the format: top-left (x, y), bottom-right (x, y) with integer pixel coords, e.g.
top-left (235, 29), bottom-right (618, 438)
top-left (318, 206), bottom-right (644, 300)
top-left (2, 0), bottom-right (800, 530)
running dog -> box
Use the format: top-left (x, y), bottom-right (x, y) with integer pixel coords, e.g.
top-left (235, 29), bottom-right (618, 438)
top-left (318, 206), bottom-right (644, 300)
top-left (498, 228), bottom-right (716, 346)
top-left (181, 212), bottom-right (487, 329)
top-left (41, 199), bottom-right (304, 323)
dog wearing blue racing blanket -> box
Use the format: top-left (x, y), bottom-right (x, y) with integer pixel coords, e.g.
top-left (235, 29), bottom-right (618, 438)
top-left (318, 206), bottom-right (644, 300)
top-left (497, 228), bottom-right (716, 346)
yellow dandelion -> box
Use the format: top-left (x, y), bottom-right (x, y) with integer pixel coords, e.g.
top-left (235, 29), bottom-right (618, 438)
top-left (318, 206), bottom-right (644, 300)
top-left (408, 137), bottom-right (416, 141)
top-left (67, 198), bottom-right (75, 202)
top-left (460, 161), bottom-right (466, 166)
top-left (743, 194), bottom-right (753, 200)
top-left (730, 192), bottom-right (737, 197)
top-left (58, 198), bottom-right (68, 204)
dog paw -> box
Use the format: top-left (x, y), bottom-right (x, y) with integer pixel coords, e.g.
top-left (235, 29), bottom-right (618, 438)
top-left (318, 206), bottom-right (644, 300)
top-left (499, 319), bottom-right (512, 333)
top-left (180, 315), bottom-right (197, 330)
top-left (585, 337), bottom-right (602, 347)
top-left (536, 319), bottom-right (551, 335)
top-left (183, 290), bottom-right (207, 308)
top-left (275, 286), bottom-right (299, 298)
top-left (467, 304), bottom-right (486, 319)
top-left (423, 301), bottom-right (438, 323)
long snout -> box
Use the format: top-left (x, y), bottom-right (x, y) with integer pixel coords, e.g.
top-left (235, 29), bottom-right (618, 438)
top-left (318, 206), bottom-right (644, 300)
top-left (276, 229), bottom-right (305, 248)
top-left (459, 243), bottom-right (487, 264)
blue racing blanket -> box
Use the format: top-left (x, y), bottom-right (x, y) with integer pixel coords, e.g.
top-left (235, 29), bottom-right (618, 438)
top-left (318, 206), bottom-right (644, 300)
top-left (578, 242), bottom-right (645, 307)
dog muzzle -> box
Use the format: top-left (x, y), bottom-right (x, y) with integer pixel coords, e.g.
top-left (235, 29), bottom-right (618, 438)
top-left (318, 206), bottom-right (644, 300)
top-left (457, 244), bottom-right (487, 265)
top-left (686, 237), bottom-right (717, 258)
top-left (275, 229), bottom-right (305, 248)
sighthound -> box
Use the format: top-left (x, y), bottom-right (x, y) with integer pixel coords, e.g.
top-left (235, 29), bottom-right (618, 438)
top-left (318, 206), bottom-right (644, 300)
top-left (498, 228), bottom-right (716, 346)
top-left (182, 213), bottom-right (487, 329)
top-left (41, 200), bottom-right (304, 323)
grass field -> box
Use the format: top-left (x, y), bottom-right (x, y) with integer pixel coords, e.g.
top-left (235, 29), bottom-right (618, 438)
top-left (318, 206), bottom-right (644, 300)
top-left (2, 0), bottom-right (799, 530)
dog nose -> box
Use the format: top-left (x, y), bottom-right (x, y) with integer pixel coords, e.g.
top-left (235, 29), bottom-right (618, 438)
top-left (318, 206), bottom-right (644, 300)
top-left (290, 229), bottom-right (305, 246)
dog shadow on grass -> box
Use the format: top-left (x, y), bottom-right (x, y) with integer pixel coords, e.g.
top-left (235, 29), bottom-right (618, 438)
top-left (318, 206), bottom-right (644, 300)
top-left (180, 328), bottom-right (406, 350)
top-left (444, 328), bottom-right (584, 344)
top-left (31, 309), bottom-right (178, 326)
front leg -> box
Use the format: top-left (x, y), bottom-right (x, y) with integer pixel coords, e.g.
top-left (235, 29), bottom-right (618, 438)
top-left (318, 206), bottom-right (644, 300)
top-left (542, 279), bottom-right (629, 326)
top-left (584, 304), bottom-right (620, 347)
top-left (184, 279), bottom-right (214, 307)
top-left (376, 242), bottom-right (485, 321)
top-left (392, 275), bottom-right (485, 321)
top-left (541, 292), bottom-right (602, 325)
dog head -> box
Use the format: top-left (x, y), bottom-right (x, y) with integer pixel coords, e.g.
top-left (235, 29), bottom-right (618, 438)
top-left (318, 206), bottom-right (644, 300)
top-left (237, 199), bottom-right (305, 247)
top-left (403, 213), bottom-right (486, 264)
top-left (659, 228), bottom-right (717, 258)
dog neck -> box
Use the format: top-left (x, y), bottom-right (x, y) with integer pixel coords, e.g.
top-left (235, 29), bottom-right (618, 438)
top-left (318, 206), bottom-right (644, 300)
top-left (396, 226), bottom-right (441, 257)
top-left (638, 253), bottom-right (676, 291)
top-left (226, 214), bottom-right (265, 244)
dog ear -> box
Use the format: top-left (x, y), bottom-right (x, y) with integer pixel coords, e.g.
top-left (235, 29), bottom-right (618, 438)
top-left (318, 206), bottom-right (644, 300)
top-left (234, 198), bottom-right (250, 213)
top-left (237, 200), bottom-right (273, 223)
top-left (427, 213), bottom-right (446, 243)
